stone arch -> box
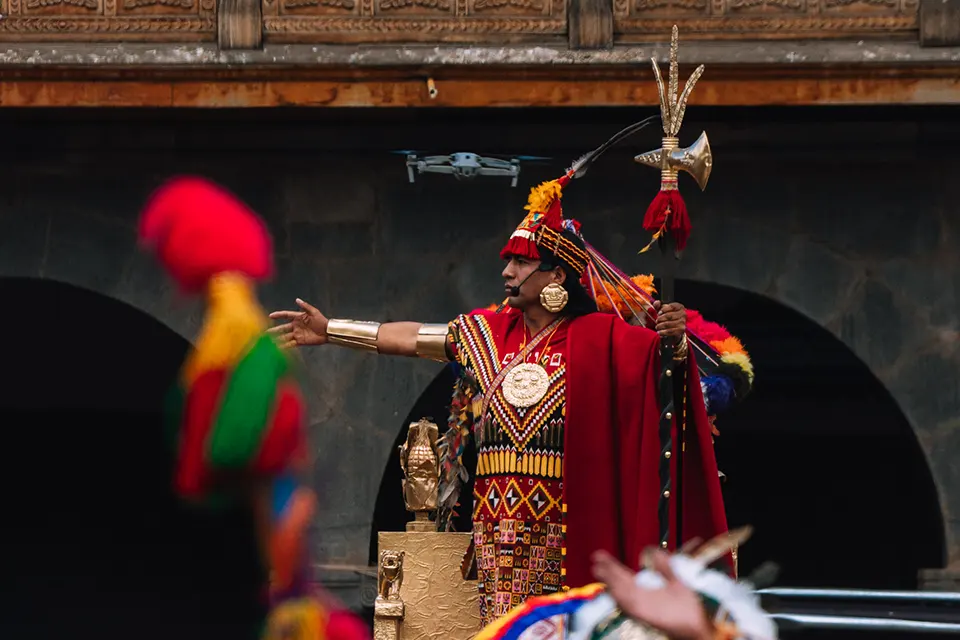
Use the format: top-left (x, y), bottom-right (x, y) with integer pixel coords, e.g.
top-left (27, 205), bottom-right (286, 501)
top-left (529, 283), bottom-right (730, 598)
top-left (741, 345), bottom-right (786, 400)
top-left (369, 279), bottom-right (945, 589)
top-left (0, 277), bottom-right (265, 639)
top-left (675, 208), bottom-right (960, 569)
top-left (0, 177), bottom-right (201, 342)
top-left (674, 279), bottom-right (945, 587)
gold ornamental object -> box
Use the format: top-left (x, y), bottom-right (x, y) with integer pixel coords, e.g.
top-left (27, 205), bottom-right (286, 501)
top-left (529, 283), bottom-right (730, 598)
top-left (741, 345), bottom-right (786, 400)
top-left (326, 319), bottom-right (382, 352)
top-left (502, 363), bottom-right (551, 408)
top-left (539, 282), bottom-right (569, 313)
top-left (375, 416), bottom-right (480, 640)
top-left (633, 131), bottom-right (712, 193)
top-left (374, 550), bottom-right (406, 640)
top-left (377, 550), bottom-right (405, 602)
top-left (399, 418), bottom-right (441, 531)
top-left (416, 323), bottom-right (451, 362)
top-left (633, 25), bottom-right (713, 195)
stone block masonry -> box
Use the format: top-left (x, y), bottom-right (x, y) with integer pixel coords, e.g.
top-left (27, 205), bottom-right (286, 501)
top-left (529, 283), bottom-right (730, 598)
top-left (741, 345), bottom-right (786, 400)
top-left (0, 106), bottom-right (957, 606)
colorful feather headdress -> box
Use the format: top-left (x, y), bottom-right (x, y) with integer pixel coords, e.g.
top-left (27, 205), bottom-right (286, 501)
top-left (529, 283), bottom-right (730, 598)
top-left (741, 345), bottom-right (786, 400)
top-left (139, 176), bottom-right (306, 502)
top-left (140, 176), bottom-right (370, 640)
top-left (500, 117), bottom-right (661, 276)
top-left (474, 528), bottom-right (777, 640)
top-left (501, 172), bottom-right (590, 276)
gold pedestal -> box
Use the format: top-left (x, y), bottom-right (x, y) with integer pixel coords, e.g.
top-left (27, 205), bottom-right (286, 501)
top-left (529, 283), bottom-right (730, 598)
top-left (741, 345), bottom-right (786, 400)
top-left (406, 513), bottom-right (436, 533)
top-left (374, 598), bottom-right (405, 640)
top-left (376, 531), bottom-right (481, 640)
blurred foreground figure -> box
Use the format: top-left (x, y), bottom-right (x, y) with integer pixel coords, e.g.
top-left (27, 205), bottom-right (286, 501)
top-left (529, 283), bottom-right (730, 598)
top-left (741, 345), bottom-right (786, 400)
top-left (139, 176), bottom-right (370, 640)
top-left (475, 528), bottom-right (776, 640)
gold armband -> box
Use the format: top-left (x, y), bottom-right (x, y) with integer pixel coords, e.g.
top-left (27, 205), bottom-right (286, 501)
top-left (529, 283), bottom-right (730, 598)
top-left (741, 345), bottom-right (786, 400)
top-left (416, 323), bottom-right (450, 362)
top-left (673, 333), bottom-right (689, 362)
top-left (327, 319), bottom-right (381, 353)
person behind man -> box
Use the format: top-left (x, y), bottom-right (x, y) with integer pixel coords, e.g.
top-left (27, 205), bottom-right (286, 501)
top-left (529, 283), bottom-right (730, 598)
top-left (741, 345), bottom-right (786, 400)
top-left (269, 170), bottom-right (728, 626)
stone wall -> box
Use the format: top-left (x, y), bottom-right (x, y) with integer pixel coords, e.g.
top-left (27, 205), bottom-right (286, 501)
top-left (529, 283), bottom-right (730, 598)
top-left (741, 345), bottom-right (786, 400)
top-left (0, 107), bottom-right (957, 607)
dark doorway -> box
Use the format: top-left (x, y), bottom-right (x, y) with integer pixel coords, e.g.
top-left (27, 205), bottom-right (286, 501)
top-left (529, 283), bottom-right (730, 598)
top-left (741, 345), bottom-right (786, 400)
top-left (680, 280), bottom-right (945, 590)
top-left (369, 280), bottom-right (945, 591)
top-left (0, 278), bottom-right (266, 640)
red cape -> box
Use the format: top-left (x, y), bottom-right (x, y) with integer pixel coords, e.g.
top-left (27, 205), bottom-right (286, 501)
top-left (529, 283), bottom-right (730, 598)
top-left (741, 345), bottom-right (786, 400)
top-left (563, 312), bottom-right (729, 586)
top-left (463, 308), bottom-right (728, 585)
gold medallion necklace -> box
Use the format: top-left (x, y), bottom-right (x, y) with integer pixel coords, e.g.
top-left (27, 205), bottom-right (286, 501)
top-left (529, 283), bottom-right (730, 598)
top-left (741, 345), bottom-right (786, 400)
top-left (501, 319), bottom-right (563, 409)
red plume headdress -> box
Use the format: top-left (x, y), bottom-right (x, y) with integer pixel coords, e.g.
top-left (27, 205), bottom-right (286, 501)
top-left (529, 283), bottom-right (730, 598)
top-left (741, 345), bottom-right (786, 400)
top-left (139, 176), bottom-right (273, 293)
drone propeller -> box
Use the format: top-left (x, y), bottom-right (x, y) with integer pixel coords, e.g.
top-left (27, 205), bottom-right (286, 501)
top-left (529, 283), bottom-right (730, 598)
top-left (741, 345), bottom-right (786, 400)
top-left (567, 114), bottom-right (659, 179)
top-left (391, 150), bottom-right (552, 161)
top-left (474, 154), bottom-right (552, 162)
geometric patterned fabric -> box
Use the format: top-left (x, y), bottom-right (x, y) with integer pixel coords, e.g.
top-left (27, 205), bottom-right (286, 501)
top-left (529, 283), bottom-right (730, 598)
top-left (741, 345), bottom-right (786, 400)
top-left (449, 313), bottom-right (570, 627)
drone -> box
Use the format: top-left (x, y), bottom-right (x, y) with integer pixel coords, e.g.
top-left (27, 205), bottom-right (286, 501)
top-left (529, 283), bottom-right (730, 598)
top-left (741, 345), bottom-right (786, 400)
top-left (393, 151), bottom-right (550, 188)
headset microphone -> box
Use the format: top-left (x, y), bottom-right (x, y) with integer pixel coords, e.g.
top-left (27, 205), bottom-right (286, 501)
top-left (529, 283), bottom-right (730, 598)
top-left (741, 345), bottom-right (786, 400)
top-left (507, 262), bottom-right (555, 297)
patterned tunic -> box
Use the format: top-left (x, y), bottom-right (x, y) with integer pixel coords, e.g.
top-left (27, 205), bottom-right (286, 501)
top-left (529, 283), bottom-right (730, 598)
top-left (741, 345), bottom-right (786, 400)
top-left (448, 312), bottom-right (570, 626)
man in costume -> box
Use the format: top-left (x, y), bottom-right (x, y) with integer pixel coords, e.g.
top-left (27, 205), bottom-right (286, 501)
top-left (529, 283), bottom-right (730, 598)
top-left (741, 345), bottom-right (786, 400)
top-left (270, 149), bottom-right (729, 625)
top-left (139, 176), bottom-right (370, 640)
top-left (368, 274), bottom-right (753, 569)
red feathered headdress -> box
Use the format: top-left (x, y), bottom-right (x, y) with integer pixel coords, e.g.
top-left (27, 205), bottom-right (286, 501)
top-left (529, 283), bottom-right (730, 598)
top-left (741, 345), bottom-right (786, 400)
top-left (500, 174), bottom-right (572, 262)
top-left (500, 173), bottom-right (591, 278)
top-left (139, 176), bottom-right (273, 293)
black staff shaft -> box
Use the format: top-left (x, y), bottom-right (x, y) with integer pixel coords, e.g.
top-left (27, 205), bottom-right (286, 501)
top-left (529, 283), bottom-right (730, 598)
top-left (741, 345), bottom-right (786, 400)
top-left (656, 232), bottom-right (685, 551)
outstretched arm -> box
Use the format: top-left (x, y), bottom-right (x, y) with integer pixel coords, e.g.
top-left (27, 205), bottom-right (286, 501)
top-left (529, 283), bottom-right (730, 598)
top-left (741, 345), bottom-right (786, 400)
top-left (268, 298), bottom-right (450, 361)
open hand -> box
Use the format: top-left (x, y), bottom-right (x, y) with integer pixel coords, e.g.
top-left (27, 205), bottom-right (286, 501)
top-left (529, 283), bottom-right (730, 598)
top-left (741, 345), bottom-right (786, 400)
top-left (591, 549), bottom-right (713, 640)
top-left (653, 300), bottom-right (686, 339)
top-left (268, 298), bottom-right (328, 349)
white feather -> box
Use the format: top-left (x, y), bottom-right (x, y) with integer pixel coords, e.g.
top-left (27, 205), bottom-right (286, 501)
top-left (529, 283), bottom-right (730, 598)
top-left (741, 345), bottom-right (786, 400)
top-left (560, 556), bottom-right (777, 640)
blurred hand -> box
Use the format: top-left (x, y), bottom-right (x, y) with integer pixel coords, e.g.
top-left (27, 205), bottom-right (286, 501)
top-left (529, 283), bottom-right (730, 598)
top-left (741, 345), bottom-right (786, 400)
top-left (591, 549), bottom-right (713, 640)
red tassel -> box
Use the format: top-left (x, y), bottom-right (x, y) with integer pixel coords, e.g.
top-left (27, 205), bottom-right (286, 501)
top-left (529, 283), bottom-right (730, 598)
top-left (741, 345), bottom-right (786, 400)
top-left (499, 235), bottom-right (541, 261)
top-left (642, 189), bottom-right (691, 252)
top-left (540, 197), bottom-right (564, 232)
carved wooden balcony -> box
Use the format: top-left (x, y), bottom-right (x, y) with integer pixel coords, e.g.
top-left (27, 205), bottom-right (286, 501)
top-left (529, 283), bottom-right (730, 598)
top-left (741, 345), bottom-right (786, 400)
top-left (0, 0), bottom-right (924, 43)
top-left (261, 0), bottom-right (567, 44)
top-left (0, 0), bottom-right (954, 110)
top-left (0, 0), bottom-right (217, 42)
top-left (614, 0), bottom-right (920, 40)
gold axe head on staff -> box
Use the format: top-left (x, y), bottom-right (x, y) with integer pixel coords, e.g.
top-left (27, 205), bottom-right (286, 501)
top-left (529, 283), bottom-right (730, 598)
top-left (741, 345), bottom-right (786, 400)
top-left (633, 25), bottom-right (713, 194)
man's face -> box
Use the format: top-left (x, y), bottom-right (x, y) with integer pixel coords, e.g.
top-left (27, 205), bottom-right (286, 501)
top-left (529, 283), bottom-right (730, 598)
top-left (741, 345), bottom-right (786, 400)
top-left (502, 255), bottom-right (565, 310)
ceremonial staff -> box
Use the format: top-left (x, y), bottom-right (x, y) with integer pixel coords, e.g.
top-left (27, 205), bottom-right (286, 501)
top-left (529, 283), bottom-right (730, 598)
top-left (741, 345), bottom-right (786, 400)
top-left (634, 25), bottom-right (713, 551)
